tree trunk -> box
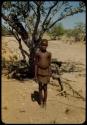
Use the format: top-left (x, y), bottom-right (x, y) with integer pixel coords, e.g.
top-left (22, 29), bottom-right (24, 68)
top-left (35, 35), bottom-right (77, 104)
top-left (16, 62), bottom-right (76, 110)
top-left (28, 48), bottom-right (35, 78)
top-left (28, 39), bottom-right (40, 78)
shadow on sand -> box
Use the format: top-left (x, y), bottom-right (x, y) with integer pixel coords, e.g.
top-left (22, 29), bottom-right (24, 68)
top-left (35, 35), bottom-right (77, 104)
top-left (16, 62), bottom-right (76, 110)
top-left (31, 91), bottom-right (40, 105)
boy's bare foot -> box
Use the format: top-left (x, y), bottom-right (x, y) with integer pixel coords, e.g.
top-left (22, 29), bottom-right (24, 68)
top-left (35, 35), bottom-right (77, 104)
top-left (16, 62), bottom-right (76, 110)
top-left (42, 101), bottom-right (46, 109)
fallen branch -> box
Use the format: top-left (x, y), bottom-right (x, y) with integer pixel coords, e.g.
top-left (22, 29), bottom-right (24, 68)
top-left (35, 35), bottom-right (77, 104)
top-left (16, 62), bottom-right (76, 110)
top-left (61, 79), bottom-right (85, 101)
top-left (50, 77), bottom-right (85, 101)
top-left (50, 60), bottom-right (85, 101)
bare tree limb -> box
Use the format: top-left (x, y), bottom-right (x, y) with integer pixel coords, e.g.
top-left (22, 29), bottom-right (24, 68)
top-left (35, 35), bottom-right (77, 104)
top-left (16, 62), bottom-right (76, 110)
top-left (9, 28), bottom-right (30, 60)
top-left (39, 2), bottom-right (70, 40)
top-left (1, 13), bottom-right (30, 48)
top-left (42, 1), bottom-right (58, 29)
top-left (61, 79), bottom-right (85, 101)
top-left (45, 2), bottom-right (68, 25)
top-left (30, 4), bottom-right (37, 16)
top-left (32, 3), bottom-right (41, 43)
top-left (12, 1), bottom-right (30, 18)
top-left (18, 39), bottom-right (29, 60)
top-left (47, 6), bottom-right (85, 30)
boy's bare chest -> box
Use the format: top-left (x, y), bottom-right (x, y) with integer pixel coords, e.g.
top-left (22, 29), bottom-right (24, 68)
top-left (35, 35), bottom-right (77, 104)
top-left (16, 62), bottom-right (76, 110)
top-left (37, 51), bottom-right (50, 68)
top-left (38, 52), bottom-right (50, 61)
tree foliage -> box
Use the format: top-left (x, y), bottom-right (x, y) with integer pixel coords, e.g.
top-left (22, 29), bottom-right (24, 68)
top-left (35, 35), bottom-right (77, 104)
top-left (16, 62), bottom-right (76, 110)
top-left (1, 1), bottom-right (85, 45)
top-left (65, 22), bottom-right (86, 41)
top-left (48, 23), bottom-right (65, 40)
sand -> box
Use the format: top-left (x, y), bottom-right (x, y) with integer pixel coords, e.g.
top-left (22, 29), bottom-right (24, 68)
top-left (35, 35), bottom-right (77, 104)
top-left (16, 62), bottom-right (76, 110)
top-left (1, 37), bottom-right (86, 124)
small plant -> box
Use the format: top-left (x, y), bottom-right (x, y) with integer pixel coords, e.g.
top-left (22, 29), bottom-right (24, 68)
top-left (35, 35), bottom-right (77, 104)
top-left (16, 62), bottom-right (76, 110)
top-left (7, 60), bottom-right (29, 80)
top-left (65, 108), bottom-right (70, 114)
top-left (50, 120), bottom-right (56, 124)
top-left (65, 22), bottom-right (85, 42)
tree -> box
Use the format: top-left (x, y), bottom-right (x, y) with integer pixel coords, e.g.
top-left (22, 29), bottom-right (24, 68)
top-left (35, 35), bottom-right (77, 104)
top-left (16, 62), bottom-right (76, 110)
top-left (1, 1), bottom-right (85, 77)
top-left (73, 22), bottom-right (86, 41)
top-left (65, 22), bottom-right (86, 41)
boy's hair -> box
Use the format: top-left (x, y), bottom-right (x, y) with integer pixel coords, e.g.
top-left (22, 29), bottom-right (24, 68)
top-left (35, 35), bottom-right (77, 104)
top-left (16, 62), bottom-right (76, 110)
top-left (41, 39), bottom-right (48, 46)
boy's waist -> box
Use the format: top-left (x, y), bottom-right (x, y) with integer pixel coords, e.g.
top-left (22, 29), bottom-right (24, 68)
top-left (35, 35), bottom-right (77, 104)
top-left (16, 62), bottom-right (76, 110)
top-left (38, 65), bottom-right (49, 69)
top-left (37, 74), bottom-right (50, 77)
top-left (37, 66), bottom-right (49, 76)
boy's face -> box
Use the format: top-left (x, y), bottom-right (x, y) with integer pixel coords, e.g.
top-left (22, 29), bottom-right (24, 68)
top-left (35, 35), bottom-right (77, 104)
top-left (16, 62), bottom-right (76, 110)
top-left (41, 44), bottom-right (47, 51)
top-left (40, 41), bottom-right (48, 51)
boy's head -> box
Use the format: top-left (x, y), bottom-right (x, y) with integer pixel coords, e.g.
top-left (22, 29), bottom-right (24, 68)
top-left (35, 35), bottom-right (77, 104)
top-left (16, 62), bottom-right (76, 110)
top-left (40, 39), bottom-right (48, 51)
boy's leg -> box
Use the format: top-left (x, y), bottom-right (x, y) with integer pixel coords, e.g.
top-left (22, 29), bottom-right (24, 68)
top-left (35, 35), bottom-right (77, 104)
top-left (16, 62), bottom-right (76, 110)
top-left (43, 84), bottom-right (47, 106)
top-left (39, 82), bottom-right (43, 105)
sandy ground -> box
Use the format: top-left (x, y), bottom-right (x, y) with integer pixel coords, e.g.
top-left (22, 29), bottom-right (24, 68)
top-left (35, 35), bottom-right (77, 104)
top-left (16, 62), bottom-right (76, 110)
top-left (1, 37), bottom-right (86, 124)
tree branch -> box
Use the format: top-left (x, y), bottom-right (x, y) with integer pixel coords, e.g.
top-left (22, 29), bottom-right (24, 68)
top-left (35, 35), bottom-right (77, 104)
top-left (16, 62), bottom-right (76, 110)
top-left (12, 2), bottom-right (30, 18)
top-left (42, 1), bottom-right (58, 29)
top-left (30, 4), bottom-right (37, 16)
top-left (47, 7), bottom-right (85, 30)
top-left (18, 39), bottom-right (30, 60)
top-left (39, 4), bottom-right (85, 39)
top-left (39, 2), bottom-right (66, 39)
top-left (46, 2), bottom-right (67, 25)
top-left (32, 3), bottom-right (41, 43)
top-left (1, 13), bottom-right (30, 48)
top-left (9, 28), bottom-right (30, 60)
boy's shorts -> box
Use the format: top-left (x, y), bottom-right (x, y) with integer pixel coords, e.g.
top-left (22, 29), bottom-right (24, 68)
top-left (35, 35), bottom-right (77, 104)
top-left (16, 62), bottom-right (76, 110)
top-left (37, 75), bottom-right (50, 84)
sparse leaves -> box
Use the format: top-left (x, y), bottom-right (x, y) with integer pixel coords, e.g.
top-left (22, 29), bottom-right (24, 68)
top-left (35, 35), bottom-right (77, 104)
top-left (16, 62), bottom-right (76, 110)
top-left (1, 1), bottom-right (85, 43)
top-left (48, 23), bottom-right (65, 40)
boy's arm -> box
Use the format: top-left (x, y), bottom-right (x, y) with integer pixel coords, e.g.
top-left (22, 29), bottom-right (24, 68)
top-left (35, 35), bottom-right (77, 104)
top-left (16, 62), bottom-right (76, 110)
top-left (34, 52), bottom-right (38, 80)
top-left (49, 52), bottom-right (52, 77)
top-left (35, 64), bottom-right (37, 79)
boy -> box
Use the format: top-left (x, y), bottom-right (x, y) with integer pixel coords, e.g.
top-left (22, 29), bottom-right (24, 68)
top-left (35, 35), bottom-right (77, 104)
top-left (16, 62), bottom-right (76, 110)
top-left (35, 39), bottom-right (52, 107)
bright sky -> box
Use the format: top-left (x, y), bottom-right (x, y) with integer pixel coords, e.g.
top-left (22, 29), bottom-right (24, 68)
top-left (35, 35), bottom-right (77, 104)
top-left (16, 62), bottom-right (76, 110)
top-left (60, 12), bottom-right (86, 29)
top-left (50, 1), bottom-right (86, 29)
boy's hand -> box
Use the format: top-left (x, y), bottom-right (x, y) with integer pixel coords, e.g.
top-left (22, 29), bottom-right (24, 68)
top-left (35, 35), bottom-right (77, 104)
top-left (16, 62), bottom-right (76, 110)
top-left (51, 71), bottom-right (52, 76)
top-left (50, 71), bottom-right (52, 77)
top-left (49, 67), bottom-right (52, 77)
top-left (34, 76), bottom-right (38, 82)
